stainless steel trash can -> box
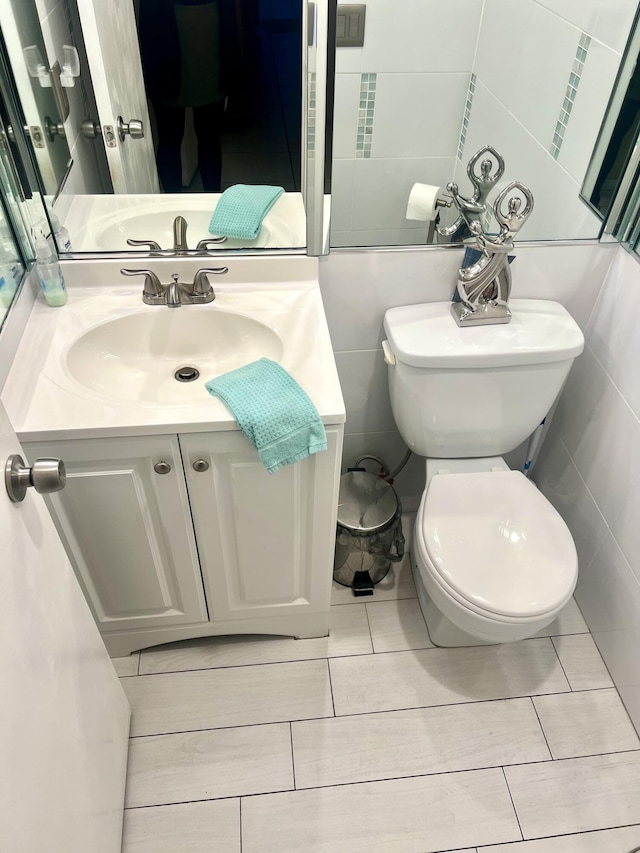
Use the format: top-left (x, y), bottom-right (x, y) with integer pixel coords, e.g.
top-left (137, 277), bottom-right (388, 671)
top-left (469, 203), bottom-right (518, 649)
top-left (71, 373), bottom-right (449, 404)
top-left (334, 470), bottom-right (405, 596)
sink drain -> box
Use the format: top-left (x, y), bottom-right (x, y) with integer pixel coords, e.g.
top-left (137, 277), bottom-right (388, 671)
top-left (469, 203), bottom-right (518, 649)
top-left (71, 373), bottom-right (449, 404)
top-left (175, 366), bottom-right (200, 383)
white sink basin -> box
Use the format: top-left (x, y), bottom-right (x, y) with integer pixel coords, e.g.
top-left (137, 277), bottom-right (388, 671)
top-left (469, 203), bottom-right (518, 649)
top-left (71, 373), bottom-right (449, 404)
top-left (64, 308), bottom-right (284, 405)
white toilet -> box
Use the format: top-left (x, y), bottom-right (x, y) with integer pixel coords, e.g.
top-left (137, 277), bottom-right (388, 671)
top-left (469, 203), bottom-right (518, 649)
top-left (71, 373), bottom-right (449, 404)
top-left (382, 298), bottom-right (584, 646)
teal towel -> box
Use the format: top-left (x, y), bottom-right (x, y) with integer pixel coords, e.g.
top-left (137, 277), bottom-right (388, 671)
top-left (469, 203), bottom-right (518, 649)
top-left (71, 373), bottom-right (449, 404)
top-left (208, 184), bottom-right (285, 240)
top-left (205, 358), bottom-right (327, 473)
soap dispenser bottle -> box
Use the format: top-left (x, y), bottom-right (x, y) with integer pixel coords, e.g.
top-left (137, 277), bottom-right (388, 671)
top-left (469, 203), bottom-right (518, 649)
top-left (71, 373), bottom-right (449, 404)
top-left (33, 227), bottom-right (67, 306)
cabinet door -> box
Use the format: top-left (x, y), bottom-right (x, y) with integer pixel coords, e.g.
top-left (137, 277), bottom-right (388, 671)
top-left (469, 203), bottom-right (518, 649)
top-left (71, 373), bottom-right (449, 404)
top-left (25, 435), bottom-right (208, 633)
top-left (180, 427), bottom-right (342, 623)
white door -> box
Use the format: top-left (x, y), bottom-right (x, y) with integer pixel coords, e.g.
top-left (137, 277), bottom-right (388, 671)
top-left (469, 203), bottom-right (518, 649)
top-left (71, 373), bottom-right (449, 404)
top-left (0, 399), bottom-right (130, 853)
top-left (75, 0), bottom-right (159, 193)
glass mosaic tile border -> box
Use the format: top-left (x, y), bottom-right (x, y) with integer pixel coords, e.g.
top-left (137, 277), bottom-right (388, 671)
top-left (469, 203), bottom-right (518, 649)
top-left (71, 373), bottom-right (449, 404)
top-left (551, 32), bottom-right (591, 160)
top-left (457, 73), bottom-right (476, 160)
top-left (357, 73), bottom-right (376, 158)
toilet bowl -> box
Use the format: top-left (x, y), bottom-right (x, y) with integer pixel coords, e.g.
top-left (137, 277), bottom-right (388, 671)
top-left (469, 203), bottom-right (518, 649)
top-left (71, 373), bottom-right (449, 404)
top-left (412, 460), bottom-right (578, 646)
top-left (382, 299), bottom-right (585, 647)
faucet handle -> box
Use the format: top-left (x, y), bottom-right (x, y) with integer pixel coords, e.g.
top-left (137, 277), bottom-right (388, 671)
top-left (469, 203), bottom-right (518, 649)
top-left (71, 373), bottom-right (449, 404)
top-left (126, 238), bottom-right (162, 251)
top-left (193, 267), bottom-right (228, 296)
top-left (196, 236), bottom-right (228, 250)
top-left (120, 268), bottom-right (164, 298)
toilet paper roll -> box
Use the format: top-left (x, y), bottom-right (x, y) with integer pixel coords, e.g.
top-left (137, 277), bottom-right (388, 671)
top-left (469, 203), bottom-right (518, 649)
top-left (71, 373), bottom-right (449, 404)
top-left (406, 183), bottom-right (442, 221)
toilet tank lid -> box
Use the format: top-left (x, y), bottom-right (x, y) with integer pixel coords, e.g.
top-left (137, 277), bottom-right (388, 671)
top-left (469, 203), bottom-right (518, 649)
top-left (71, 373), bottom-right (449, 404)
top-left (383, 299), bottom-right (584, 369)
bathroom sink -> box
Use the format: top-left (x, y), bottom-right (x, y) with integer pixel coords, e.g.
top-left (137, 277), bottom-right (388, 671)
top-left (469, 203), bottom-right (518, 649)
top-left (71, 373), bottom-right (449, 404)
top-left (64, 308), bottom-right (284, 405)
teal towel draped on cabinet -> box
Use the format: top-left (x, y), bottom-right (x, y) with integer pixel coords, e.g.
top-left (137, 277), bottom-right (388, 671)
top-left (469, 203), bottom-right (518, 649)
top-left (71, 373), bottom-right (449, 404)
top-left (205, 358), bottom-right (327, 473)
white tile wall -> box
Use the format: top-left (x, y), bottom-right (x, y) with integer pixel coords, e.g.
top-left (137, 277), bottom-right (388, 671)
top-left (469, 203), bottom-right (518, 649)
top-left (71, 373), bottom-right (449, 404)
top-left (534, 245), bottom-right (640, 732)
top-left (475, 1), bottom-right (581, 147)
top-left (371, 74), bottom-right (469, 159)
top-left (335, 0), bottom-right (484, 75)
top-left (533, 0), bottom-right (639, 53)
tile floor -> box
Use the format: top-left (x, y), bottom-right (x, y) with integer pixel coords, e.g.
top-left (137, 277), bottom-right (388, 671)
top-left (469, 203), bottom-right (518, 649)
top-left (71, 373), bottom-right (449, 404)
top-left (115, 524), bottom-right (640, 853)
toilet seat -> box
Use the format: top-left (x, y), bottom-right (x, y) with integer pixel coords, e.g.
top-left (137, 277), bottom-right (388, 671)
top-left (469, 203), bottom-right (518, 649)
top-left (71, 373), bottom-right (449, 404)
top-left (416, 471), bottom-right (578, 621)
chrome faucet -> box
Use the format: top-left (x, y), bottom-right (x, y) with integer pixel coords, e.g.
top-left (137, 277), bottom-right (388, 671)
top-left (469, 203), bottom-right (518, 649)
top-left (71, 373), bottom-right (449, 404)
top-left (173, 215), bottom-right (188, 252)
top-left (451, 181), bottom-right (534, 327)
top-left (120, 266), bottom-right (229, 306)
top-left (126, 216), bottom-right (227, 253)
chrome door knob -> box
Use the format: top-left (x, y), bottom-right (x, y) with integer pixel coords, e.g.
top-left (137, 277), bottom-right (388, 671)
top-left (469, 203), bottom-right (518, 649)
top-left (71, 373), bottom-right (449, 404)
top-left (192, 459), bottom-right (209, 473)
top-left (5, 455), bottom-right (66, 503)
top-left (80, 119), bottom-right (100, 139)
top-left (153, 461), bottom-right (171, 475)
top-left (117, 116), bottom-right (145, 142)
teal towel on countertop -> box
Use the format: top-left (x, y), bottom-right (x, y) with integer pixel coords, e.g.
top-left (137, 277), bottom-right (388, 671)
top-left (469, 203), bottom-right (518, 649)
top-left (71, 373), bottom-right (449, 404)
top-left (205, 358), bottom-right (327, 473)
top-left (208, 184), bottom-right (285, 240)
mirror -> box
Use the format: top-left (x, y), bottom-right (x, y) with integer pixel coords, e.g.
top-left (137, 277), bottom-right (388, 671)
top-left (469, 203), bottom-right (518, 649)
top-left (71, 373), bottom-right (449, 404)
top-left (0, 0), bottom-right (330, 255)
top-left (330, 0), bottom-right (640, 247)
top-left (581, 7), bottom-right (640, 247)
top-left (0, 105), bottom-right (26, 329)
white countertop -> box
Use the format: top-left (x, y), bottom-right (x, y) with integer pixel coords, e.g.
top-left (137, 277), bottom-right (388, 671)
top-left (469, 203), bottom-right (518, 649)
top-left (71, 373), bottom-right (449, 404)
top-left (2, 256), bottom-right (345, 442)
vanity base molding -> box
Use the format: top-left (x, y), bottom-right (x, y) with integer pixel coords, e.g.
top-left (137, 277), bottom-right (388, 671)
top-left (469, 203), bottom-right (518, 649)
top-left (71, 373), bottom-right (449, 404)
top-left (25, 425), bottom-right (343, 657)
top-left (100, 612), bottom-right (331, 658)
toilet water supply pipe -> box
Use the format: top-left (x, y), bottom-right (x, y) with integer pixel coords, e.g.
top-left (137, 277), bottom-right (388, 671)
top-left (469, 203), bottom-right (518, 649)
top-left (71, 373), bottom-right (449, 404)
top-left (354, 449), bottom-right (412, 485)
top-left (523, 419), bottom-right (545, 477)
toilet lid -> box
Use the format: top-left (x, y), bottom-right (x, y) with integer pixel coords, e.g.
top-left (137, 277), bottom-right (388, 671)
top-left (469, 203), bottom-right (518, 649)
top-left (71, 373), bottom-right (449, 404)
top-left (420, 471), bottom-right (577, 618)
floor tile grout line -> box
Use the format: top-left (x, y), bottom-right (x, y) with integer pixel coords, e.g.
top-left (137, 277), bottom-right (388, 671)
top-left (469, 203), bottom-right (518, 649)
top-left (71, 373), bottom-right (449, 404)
top-left (126, 686), bottom-right (622, 739)
top-left (501, 766), bottom-right (525, 842)
top-left (331, 594), bottom-right (417, 607)
top-left (289, 722), bottom-right (297, 790)
top-left (131, 631), bottom-right (592, 677)
top-left (326, 658), bottom-right (337, 717)
top-left (475, 821), bottom-right (640, 848)
top-left (363, 600), bottom-right (375, 653)
top-left (123, 749), bottom-right (640, 810)
top-left (529, 696), bottom-right (555, 761)
top-left (550, 635), bottom-right (573, 691)
top-left (239, 797), bottom-right (242, 853)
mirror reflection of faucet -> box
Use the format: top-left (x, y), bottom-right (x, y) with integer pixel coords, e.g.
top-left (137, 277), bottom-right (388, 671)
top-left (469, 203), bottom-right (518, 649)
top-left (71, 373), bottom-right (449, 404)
top-left (120, 266), bottom-right (228, 306)
top-left (126, 215), bottom-right (227, 254)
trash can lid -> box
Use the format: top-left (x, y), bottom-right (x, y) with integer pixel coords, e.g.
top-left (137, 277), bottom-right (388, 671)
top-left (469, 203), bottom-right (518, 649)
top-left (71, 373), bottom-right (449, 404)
top-left (337, 471), bottom-right (399, 534)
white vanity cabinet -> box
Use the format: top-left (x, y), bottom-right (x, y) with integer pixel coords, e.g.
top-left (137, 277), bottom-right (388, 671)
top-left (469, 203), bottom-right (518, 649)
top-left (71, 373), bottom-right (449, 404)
top-left (24, 425), bottom-right (343, 656)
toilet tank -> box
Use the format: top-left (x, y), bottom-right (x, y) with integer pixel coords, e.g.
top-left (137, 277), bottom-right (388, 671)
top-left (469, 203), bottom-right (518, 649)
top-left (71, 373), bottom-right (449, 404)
top-left (383, 299), bottom-right (584, 458)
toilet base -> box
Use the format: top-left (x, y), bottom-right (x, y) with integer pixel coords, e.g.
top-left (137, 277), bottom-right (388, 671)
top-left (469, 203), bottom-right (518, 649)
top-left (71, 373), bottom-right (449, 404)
top-left (412, 558), bottom-right (495, 647)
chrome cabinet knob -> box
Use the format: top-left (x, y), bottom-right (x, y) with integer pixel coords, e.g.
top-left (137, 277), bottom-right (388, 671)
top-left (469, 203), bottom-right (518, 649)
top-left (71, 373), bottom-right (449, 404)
top-left (193, 459), bottom-right (209, 473)
top-left (153, 461), bottom-right (171, 475)
top-left (117, 116), bottom-right (145, 142)
top-left (5, 455), bottom-right (66, 503)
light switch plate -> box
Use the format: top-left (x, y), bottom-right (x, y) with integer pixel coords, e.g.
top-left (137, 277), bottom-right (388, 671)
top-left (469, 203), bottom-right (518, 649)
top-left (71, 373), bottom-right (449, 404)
top-left (336, 4), bottom-right (366, 47)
